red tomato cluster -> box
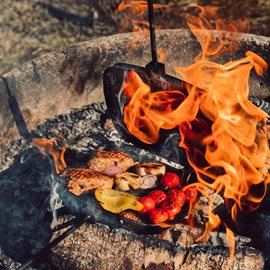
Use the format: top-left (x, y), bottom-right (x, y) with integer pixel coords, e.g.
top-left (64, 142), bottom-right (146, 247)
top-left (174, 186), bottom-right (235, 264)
top-left (160, 172), bottom-right (181, 189)
top-left (139, 172), bottom-right (199, 224)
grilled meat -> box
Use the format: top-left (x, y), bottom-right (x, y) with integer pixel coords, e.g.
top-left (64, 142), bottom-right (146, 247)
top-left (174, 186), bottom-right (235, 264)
top-left (62, 168), bottom-right (114, 196)
top-left (135, 163), bottom-right (166, 176)
top-left (114, 172), bottom-right (141, 191)
top-left (88, 149), bottom-right (136, 171)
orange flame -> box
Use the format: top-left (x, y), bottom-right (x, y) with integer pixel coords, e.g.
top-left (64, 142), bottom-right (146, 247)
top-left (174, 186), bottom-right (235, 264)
top-left (116, 0), bottom-right (170, 55)
top-left (117, 0), bottom-right (168, 17)
top-left (32, 138), bottom-right (67, 174)
top-left (183, 4), bottom-right (250, 62)
top-left (123, 4), bottom-right (270, 259)
top-left (117, 0), bottom-right (167, 33)
top-left (157, 47), bottom-right (168, 62)
top-left (225, 225), bottom-right (236, 265)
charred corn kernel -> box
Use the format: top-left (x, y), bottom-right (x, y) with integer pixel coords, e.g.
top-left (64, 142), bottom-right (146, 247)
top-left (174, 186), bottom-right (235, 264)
top-left (95, 189), bottom-right (143, 214)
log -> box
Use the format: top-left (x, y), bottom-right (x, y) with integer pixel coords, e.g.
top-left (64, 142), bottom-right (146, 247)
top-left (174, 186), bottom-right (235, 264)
top-left (160, 224), bottom-right (250, 249)
top-left (49, 216), bottom-right (264, 270)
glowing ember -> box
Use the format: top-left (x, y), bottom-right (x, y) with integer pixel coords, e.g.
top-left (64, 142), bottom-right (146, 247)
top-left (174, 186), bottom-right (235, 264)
top-left (32, 138), bottom-right (67, 174)
top-left (123, 4), bottom-right (270, 260)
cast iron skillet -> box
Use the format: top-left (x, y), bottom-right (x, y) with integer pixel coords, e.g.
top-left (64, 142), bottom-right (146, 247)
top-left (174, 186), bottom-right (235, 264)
top-left (103, 62), bottom-right (188, 154)
top-left (57, 158), bottom-right (194, 235)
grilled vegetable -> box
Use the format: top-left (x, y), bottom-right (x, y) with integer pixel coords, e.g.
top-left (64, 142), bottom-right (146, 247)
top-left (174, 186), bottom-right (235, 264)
top-left (135, 163), bottom-right (166, 176)
top-left (148, 190), bottom-right (167, 205)
top-left (139, 196), bottom-right (156, 214)
top-left (95, 189), bottom-right (143, 214)
top-left (167, 188), bottom-right (186, 207)
top-left (149, 208), bottom-right (169, 224)
top-left (140, 175), bottom-right (158, 189)
top-left (114, 172), bottom-right (141, 191)
top-left (160, 200), bottom-right (181, 220)
top-left (184, 186), bottom-right (198, 203)
top-left (160, 172), bottom-right (181, 189)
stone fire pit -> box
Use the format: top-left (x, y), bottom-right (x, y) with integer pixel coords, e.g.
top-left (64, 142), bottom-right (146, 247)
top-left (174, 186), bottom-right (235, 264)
top-left (0, 30), bottom-right (269, 269)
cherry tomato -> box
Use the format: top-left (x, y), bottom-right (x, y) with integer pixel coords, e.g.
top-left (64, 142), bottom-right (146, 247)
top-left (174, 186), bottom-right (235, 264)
top-left (167, 188), bottom-right (187, 207)
top-left (139, 196), bottom-right (156, 214)
top-left (149, 208), bottom-right (169, 224)
top-left (160, 200), bottom-right (181, 220)
top-left (148, 190), bottom-right (167, 205)
top-left (160, 172), bottom-right (181, 189)
top-left (184, 186), bottom-right (198, 203)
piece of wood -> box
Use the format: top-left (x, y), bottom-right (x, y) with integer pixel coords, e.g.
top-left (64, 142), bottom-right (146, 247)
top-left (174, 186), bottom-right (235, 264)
top-left (160, 223), bottom-right (250, 249)
top-left (49, 216), bottom-right (264, 270)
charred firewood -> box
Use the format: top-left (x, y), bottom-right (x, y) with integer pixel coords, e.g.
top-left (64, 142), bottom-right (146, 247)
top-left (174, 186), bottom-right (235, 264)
top-left (160, 223), bottom-right (251, 249)
top-left (48, 216), bottom-right (264, 270)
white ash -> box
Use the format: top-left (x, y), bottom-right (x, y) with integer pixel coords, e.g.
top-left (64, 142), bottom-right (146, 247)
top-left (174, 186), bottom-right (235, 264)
top-left (0, 248), bottom-right (21, 270)
top-left (49, 182), bottom-right (63, 230)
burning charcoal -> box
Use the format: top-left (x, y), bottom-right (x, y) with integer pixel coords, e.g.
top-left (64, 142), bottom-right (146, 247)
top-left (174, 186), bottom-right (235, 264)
top-left (160, 223), bottom-right (204, 248)
top-left (250, 97), bottom-right (270, 115)
top-left (188, 189), bottom-right (224, 226)
top-left (63, 148), bottom-right (94, 168)
top-left (103, 118), bottom-right (117, 135)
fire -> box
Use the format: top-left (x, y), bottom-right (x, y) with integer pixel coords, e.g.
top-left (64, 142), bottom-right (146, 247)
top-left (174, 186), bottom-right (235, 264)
top-left (117, 0), bottom-right (168, 19)
top-left (123, 4), bottom-right (270, 261)
top-left (32, 138), bottom-right (67, 174)
top-left (182, 4), bottom-right (250, 62)
top-left (116, 0), bottom-right (169, 60)
top-left (116, 0), bottom-right (167, 34)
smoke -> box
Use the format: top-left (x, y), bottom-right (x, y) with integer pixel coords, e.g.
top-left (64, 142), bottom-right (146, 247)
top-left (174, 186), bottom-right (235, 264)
top-left (49, 181), bottom-right (63, 230)
top-left (0, 147), bottom-right (54, 262)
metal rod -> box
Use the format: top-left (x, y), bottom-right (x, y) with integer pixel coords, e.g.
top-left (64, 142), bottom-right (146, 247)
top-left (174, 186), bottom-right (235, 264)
top-left (16, 215), bottom-right (89, 270)
top-left (147, 0), bottom-right (158, 63)
top-left (53, 216), bottom-right (79, 232)
top-left (0, 76), bottom-right (12, 97)
top-left (0, 76), bottom-right (32, 141)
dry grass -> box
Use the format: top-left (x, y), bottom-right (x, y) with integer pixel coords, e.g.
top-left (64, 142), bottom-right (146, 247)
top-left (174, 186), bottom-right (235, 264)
top-left (0, 0), bottom-right (269, 75)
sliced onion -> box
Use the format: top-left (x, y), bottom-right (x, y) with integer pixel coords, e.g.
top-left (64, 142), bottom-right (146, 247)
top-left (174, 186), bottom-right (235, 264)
top-left (140, 175), bottom-right (158, 189)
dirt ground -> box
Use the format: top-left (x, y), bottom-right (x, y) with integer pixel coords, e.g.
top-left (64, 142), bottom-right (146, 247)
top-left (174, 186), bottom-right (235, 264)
top-left (0, 0), bottom-right (270, 75)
